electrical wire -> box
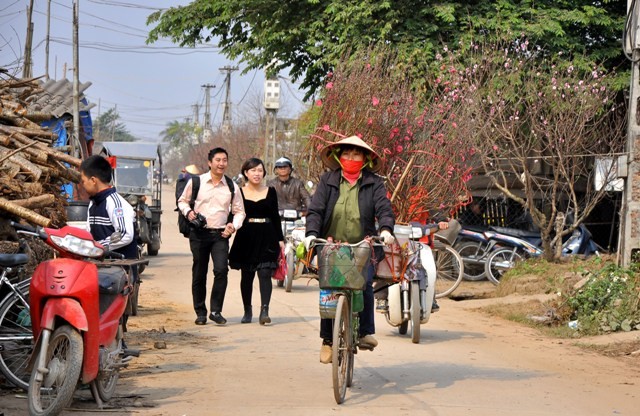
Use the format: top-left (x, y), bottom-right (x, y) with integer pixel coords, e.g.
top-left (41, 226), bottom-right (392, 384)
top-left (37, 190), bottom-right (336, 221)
top-left (236, 69), bottom-right (258, 106)
top-left (87, 0), bottom-right (165, 11)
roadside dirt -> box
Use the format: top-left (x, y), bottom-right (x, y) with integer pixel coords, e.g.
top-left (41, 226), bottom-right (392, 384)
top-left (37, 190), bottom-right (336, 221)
top-left (1, 186), bottom-right (638, 416)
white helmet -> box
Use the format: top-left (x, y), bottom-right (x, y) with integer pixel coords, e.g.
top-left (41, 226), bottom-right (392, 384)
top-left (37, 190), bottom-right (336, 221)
top-left (274, 157), bottom-right (293, 171)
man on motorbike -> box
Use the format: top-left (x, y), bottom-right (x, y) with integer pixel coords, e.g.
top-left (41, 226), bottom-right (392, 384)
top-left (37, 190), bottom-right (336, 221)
top-left (267, 157), bottom-right (311, 217)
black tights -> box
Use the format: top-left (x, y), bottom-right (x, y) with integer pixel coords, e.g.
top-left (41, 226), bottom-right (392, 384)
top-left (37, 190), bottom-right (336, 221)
top-left (240, 267), bottom-right (273, 307)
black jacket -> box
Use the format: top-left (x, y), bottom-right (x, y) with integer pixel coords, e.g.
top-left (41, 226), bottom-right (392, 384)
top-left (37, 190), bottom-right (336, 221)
top-left (305, 169), bottom-right (394, 240)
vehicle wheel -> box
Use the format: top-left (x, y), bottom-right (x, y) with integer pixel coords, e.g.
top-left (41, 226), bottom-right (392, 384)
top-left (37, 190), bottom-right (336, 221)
top-left (455, 241), bottom-right (487, 281)
top-left (434, 245), bottom-right (464, 299)
top-left (136, 245), bottom-right (146, 275)
top-left (398, 320), bottom-right (408, 335)
top-left (0, 280), bottom-right (32, 391)
top-left (147, 235), bottom-right (159, 256)
top-left (410, 281), bottom-right (421, 344)
top-left (284, 251), bottom-right (295, 293)
top-left (28, 325), bottom-right (83, 416)
top-left (130, 281), bottom-right (140, 316)
top-left (485, 248), bottom-right (523, 285)
top-left (332, 295), bottom-right (351, 405)
top-left (91, 326), bottom-right (123, 402)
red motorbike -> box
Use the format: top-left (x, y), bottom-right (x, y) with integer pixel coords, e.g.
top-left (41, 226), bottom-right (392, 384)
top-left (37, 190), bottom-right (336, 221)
top-left (11, 222), bottom-right (137, 416)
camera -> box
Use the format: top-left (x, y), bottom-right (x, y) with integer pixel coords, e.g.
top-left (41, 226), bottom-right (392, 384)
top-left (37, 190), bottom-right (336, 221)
top-left (190, 212), bottom-right (207, 229)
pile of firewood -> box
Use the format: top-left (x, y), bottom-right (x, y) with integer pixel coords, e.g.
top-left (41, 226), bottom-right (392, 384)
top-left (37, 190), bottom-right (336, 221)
top-left (0, 75), bottom-right (82, 231)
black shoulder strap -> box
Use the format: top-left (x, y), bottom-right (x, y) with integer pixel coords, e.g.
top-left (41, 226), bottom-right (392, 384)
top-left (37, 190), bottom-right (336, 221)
top-left (189, 176), bottom-right (200, 209)
top-left (224, 175), bottom-right (234, 199)
top-left (224, 175), bottom-right (235, 222)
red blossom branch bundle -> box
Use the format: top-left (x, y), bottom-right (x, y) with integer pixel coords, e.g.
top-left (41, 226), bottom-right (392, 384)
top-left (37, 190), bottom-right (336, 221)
top-left (307, 48), bottom-right (477, 223)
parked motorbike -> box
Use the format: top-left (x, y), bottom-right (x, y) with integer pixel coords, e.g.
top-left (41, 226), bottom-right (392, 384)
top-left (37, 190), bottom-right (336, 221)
top-left (10, 222), bottom-right (138, 416)
top-left (375, 223), bottom-right (439, 344)
top-left (483, 223), bottom-right (600, 284)
top-left (278, 209), bottom-right (305, 292)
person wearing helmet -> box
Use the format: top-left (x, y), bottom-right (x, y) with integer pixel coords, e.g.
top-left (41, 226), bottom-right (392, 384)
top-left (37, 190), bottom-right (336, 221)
top-left (267, 157), bottom-right (311, 216)
top-left (303, 136), bottom-right (395, 364)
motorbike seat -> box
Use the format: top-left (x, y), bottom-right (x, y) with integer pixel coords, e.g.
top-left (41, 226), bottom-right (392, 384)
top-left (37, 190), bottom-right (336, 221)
top-left (0, 253), bottom-right (29, 267)
top-left (489, 226), bottom-right (540, 239)
top-left (98, 266), bottom-right (128, 295)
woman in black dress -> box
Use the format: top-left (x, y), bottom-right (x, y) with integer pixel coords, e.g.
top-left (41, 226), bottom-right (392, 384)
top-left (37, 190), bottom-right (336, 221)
top-left (229, 158), bottom-right (284, 324)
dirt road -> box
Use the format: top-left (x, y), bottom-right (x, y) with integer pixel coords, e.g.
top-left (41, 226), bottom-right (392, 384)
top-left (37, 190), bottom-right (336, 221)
top-left (2, 185), bottom-right (639, 415)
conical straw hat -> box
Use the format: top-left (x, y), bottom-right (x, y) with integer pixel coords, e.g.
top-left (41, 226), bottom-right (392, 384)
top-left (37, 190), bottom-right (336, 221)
top-left (320, 136), bottom-right (382, 173)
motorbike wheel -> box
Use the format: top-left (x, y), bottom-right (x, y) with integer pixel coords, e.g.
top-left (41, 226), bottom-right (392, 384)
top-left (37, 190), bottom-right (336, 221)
top-left (28, 325), bottom-right (83, 416)
top-left (455, 241), bottom-right (488, 281)
top-left (410, 281), bottom-right (421, 344)
top-left (0, 280), bottom-right (32, 391)
top-left (332, 295), bottom-right (351, 405)
top-left (284, 250), bottom-right (295, 293)
top-left (485, 248), bottom-right (524, 285)
top-left (91, 326), bottom-right (123, 402)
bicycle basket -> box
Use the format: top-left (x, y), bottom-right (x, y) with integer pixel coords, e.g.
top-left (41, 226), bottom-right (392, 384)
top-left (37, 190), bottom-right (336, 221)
top-left (317, 242), bottom-right (371, 290)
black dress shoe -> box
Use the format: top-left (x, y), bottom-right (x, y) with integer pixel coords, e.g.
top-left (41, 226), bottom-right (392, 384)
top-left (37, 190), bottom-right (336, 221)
top-left (195, 316), bottom-right (207, 325)
top-left (209, 312), bottom-right (227, 325)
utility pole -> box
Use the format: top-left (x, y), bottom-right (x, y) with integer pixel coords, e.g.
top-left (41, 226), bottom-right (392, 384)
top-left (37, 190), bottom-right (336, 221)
top-left (220, 65), bottom-right (239, 136)
top-left (45, 0), bottom-right (51, 80)
top-left (22, 0), bottom-right (35, 78)
top-left (263, 75), bottom-right (280, 174)
top-left (72, 0), bottom-right (81, 159)
top-left (111, 104), bottom-right (117, 141)
top-left (191, 103), bottom-right (200, 127)
top-left (620, 0), bottom-right (640, 266)
top-left (201, 83), bottom-right (215, 143)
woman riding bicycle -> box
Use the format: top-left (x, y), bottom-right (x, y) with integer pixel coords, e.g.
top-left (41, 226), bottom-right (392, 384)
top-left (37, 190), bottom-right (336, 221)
top-left (304, 136), bottom-right (395, 364)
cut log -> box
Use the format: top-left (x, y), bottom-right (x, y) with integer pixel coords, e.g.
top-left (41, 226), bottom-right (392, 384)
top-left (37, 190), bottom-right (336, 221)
top-left (8, 138), bottom-right (48, 163)
top-left (0, 146), bottom-right (42, 180)
top-left (1, 124), bottom-right (56, 140)
top-left (4, 127), bottom-right (81, 168)
top-left (10, 194), bottom-right (56, 208)
top-left (0, 197), bottom-right (51, 227)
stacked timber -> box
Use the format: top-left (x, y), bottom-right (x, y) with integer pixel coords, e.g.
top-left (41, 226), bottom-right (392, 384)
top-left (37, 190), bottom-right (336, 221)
top-left (0, 74), bottom-right (82, 232)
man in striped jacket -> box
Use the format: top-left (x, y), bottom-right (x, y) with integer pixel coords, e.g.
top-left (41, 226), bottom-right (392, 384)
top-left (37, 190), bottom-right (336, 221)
top-left (79, 155), bottom-right (137, 259)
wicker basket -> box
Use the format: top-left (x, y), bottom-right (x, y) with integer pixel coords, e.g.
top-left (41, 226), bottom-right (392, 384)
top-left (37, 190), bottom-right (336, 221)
top-left (317, 243), bottom-right (371, 290)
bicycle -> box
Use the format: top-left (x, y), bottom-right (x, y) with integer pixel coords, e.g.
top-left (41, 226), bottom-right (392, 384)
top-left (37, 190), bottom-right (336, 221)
top-left (432, 220), bottom-right (465, 298)
top-left (314, 237), bottom-right (379, 404)
top-left (0, 229), bottom-right (34, 391)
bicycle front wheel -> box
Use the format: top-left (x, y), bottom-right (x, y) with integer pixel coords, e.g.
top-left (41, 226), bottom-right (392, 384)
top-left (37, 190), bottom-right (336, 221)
top-left (434, 245), bottom-right (464, 298)
top-left (332, 294), bottom-right (351, 405)
top-left (0, 280), bottom-right (32, 391)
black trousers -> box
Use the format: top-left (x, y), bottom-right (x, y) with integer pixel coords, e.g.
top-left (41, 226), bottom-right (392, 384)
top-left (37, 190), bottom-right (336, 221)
top-left (189, 228), bottom-right (230, 317)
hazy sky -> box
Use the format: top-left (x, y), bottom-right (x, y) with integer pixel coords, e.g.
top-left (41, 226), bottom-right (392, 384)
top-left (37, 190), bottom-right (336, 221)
top-left (1, 0), bottom-right (308, 142)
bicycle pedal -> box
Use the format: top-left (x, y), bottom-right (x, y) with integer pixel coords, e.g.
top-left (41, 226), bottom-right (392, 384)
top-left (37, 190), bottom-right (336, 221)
top-left (357, 344), bottom-right (375, 351)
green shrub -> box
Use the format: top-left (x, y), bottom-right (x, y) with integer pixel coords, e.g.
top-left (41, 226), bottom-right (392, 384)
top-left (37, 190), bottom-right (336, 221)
top-left (566, 264), bottom-right (640, 335)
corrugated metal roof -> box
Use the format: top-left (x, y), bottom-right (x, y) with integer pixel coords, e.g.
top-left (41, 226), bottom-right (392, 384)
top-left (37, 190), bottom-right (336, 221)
top-left (96, 141), bottom-right (162, 162)
top-left (29, 78), bottom-right (95, 117)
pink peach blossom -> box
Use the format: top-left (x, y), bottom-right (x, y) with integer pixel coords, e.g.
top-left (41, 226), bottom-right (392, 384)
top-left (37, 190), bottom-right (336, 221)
top-left (372, 96), bottom-right (380, 106)
top-left (316, 99), bottom-right (323, 107)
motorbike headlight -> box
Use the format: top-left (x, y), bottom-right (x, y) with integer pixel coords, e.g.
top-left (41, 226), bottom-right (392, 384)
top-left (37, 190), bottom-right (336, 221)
top-left (50, 234), bottom-right (104, 258)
